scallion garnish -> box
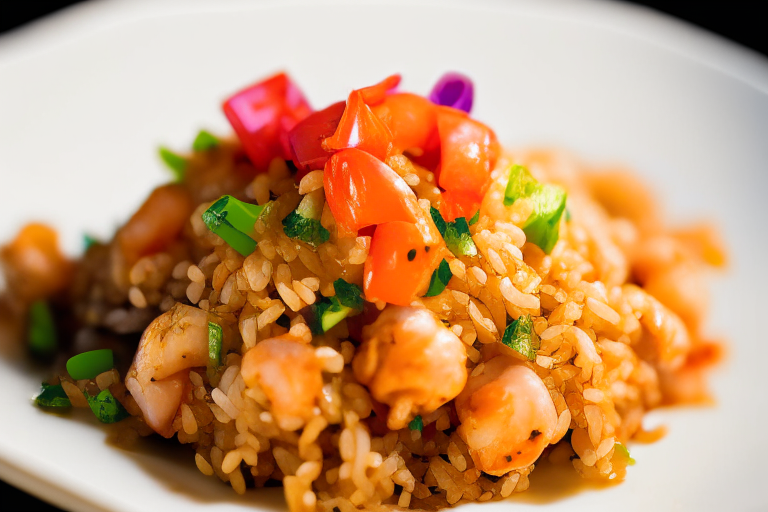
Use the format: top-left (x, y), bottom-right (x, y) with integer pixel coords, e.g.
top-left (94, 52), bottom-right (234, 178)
top-left (503, 165), bottom-right (567, 254)
top-left (192, 130), bottom-right (219, 152)
top-left (408, 415), bottom-right (424, 432)
top-left (614, 442), bottom-right (636, 466)
top-left (159, 147), bottom-right (187, 182)
top-left (34, 383), bottom-right (71, 409)
top-left (85, 389), bottom-right (129, 424)
top-left (66, 349), bottom-right (114, 380)
top-left (282, 190), bottom-right (330, 247)
top-left (469, 209), bottom-right (480, 226)
top-left (208, 322), bottom-right (223, 369)
top-left (424, 259), bottom-right (451, 297)
top-left (202, 195), bottom-right (268, 256)
top-left (501, 314), bottom-right (540, 361)
top-left (28, 300), bottom-right (57, 357)
top-left (430, 207), bottom-right (477, 257)
top-left (309, 279), bottom-right (364, 335)
top-left (83, 234), bottom-right (99, 251)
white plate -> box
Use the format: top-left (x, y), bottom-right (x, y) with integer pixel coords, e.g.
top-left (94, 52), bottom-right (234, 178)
top-left (1, 1), bottom-right (767, 511)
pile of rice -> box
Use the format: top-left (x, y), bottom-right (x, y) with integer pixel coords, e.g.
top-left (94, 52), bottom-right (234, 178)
top-left (0, 136), bottom-right (723, 511)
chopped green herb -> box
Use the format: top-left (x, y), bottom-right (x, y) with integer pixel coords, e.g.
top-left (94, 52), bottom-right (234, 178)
top-left (202, 195), bottom-right (268, 256)
top-left (66, 349), bottom-right (114, 380)
top-left (309, 279), bottom-right (364, 334)
top-left (503, 165), bottom-right (567, 254)
top-left (28, 300), bottom-right (57, 357)
top-left (501, 314), bottom-right (540, 361)
top-left (192, 130), bottom-right (219, 152)
top-left (84, 389), bottom-right (129, 424)
top-left (333, 279), bottom-right (364, 310)
top-left (83, 234), bottom-right (99, 251)
top-left (34, 383), bottom-right (71, 409)
top-left (282, 190), bottom-right (329, 247)
top-left (159, 146), bottom-right (187, 182)
top-left (469, 209), bottom-right (480, 226)
top-left (430, 207), bottom-right (477, 257)
top-left (282, 212), bottom-right (329, 247)
top-left (208, 322), bottom-right (223, 368)
top-left (614, 442), bottom-right (636, 466)
top-left (565, 208), bottom-right (572, 223)
top-left (430, 206), bottom-right (447, 234)
top-left (408, 415), bottom-right (423, 432)
top-left (424, 259), bottom-right (451, 297)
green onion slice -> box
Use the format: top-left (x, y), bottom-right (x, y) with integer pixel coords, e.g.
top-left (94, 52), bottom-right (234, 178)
top-left (409, 415), bottom-right (424, 432)
top-left (85, 389), bottom-right (130, 424)
top-left (208, 321), bottom-right (223, 368)
top-left (28, 300), bottom-right (57, 357)
top-left (192, 130), bottom-right (219, 152)
top-left (34, 383), bottom-right (71, 409)
top-left (159, 147), bottom-right (187, 182)
top-left (501, 314), bottom-right (540, 361)
top-left (66, 349), bottom-right (114, 380)
top-left (83, 234), bottom-right (99, 251)
top-left (614, 442), bottom-right (636, 466)
top-left (202, 195), bottom-right (268, 256)
top-left (430, 207), bottom-right (477, 257)
top-left (469, 209), bottom-right (480, 226)
top-left (503, 165), bottom-right (567, 254)
top-left (282, 211), bottom-right (329, 247)
top-left (309, 279), bottom-right (364, 335)
top-left (424, 259), bottom-right (451, 297)
top-left (282, 190), bottom-right (329, 247)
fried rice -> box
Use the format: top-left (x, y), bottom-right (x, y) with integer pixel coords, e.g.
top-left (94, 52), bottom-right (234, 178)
top-left (0, 73), bottom-right (724, 511)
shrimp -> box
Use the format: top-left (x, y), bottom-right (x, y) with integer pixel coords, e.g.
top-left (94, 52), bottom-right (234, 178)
top-left (0, 223), bottom-right (72, 302)
top-left (623, 284), bottom-right (690, 370)
top-left (125, 303), bottom-right (209, 437)
top-left (112, 184), bottom-right (194, 289)
top-left (352, 306), bottom-right (467, 430)
top-left (240, 336), bottom-right (323, 431)
top-left (455, 355), bottom-right (557, 475)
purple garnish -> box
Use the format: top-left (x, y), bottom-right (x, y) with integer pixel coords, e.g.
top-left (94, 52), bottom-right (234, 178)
top-left (428, 72), bottom-right (473, 113)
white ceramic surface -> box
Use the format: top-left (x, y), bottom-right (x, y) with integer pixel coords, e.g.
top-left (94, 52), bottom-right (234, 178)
top-left (1, 1), bottom-right (767, 511)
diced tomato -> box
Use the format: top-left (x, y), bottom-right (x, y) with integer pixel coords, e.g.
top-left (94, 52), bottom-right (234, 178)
top-left (358, 74), bottom-right (401, 105)
top-left (222, 72), bottom-right (312, 172)
top-left (288, 100), bottom-right (346, 178)
top-left (435, 106), bottom-right (499, 198)
top-left (364, 221), bottom-right (446, 306)
top-left (323, 149), bottom-right (420, 237)
top-left (323, 91), bottom-right (393, 161)
top-left (440, 189), bottom-right (482, 223)
top-left (371, 93), bottom-right (438, 153)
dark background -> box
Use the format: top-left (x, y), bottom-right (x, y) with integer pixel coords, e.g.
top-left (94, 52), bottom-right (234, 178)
top-left (0, 1), bottom-right (765, 511)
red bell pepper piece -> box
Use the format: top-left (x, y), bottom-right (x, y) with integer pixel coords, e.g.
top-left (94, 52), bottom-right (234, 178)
top-left (222, 72), bottom-right (312, 172)
top-left (371, 93), bottom-right (438, 154)
top-left (288, 100), bottom-right (346, 177)
top-left (323, 148), bottom-right (420, 237)
top-left (323, 91), bottom-right (394, 161)
top-left (435, 106), bottom-right (499, 199)
top-left (363, 221), bottom-right (445, 306)
top-left (358, 74), bottom-right (401, 105)
top-left (440, 189), bottom-right (482, 223)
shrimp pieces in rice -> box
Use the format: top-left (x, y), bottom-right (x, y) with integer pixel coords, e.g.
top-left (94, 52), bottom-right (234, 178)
top-left (125, 303), bottom-right (209, 437)
top-left (353, 306), bottom-right (467, 429)
top-left (456, 355), bottom-right (557, 475)
top-left (241, 335), bottom-right (323, 431)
